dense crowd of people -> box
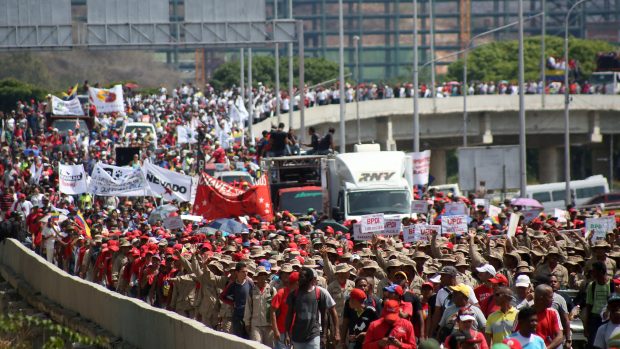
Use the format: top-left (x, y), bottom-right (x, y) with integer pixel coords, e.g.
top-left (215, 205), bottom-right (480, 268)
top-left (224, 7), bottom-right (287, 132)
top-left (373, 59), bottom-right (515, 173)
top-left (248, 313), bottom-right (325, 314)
top-left (0, 81), bottom-right (619, 349)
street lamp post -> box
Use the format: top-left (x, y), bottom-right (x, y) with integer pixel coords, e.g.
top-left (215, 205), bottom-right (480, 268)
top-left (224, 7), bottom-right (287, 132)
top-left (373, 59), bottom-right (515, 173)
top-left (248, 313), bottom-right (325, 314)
top-left (518, 0), bottom-right (526, 199)
top-left (353, 35), bottom-right (361, 144)
top-left (564, 0), bottom-right (589, 207)
top-left (274, 0), bottom-right (281, 123)
top-left (338, 0), bottom-right (346, 153)
top-left (541, 0), bottom-right (546, 109)
top-left (413, 0), bottom-right (420, 152)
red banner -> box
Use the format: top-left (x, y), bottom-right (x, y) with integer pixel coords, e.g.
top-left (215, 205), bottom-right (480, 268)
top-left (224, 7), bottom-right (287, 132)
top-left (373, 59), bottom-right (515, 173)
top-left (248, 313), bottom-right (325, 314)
top-left (192, 174), bottom-right (274, 221)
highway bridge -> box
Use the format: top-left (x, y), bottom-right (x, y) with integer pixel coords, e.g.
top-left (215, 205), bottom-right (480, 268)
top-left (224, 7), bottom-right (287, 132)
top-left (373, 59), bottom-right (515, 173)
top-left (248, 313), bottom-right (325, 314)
top-left (255, 95), bottom-right (620, 184)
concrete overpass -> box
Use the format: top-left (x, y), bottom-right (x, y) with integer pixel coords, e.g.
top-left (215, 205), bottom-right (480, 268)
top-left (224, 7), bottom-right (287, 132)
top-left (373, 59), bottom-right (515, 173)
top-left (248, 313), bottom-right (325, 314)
top-left (255, 95), bottom-right (620, 184)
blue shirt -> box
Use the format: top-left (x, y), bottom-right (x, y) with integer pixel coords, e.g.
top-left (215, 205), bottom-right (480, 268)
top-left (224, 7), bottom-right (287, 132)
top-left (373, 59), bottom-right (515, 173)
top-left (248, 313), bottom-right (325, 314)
top-left (508, 332), bottom-right (546, 349)
top-left (222, 279), bottom-right (253, 319)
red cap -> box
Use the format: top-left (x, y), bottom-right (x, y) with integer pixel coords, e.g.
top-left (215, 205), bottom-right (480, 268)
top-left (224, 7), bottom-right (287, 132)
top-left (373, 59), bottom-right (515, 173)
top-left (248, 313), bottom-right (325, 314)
top-left (350, 288), bottom-right (367, 302)
top-left (383, 299), bottom-right (400, 322)
top-left (289, 271), bottom-right (300, 283)
top-left (489, 273), bottom-right (509, 286)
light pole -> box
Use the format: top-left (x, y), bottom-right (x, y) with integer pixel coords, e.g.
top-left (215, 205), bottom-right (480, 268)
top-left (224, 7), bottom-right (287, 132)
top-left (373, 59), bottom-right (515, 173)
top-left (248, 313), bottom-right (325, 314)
top-left (240, 48), bottom-right (245, 100)
top-left (274, 0), bottom-right (281, 123)
top-left (413, 0), bottom-right (420, 152)
top-left (429, 0), bottom-right (436, 112)
top-left (462, 12), bottom-right (543, 147)
top-left (248, 48), bottom-right (254, 145)
top-left (564, 0), bottom-right (589, 207)
top-left (288, 0), bottom-right (294, 129)
top-left (541, 0), bottom-right (546, 109)
top-left (338, 0), bottom-right (346, 153)
top-left (353, 35), bottom-right (361, 144)
top-left (518, 0), bottom-right (526, 199)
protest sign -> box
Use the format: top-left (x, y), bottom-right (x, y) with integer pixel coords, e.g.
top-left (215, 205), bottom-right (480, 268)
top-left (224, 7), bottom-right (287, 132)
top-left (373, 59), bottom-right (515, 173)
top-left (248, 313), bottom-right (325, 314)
top-left (586, 216), bottom-right (616, 242)
top-left (143, 161), bottom-right (193, 202)
top-left (441, 215), bottom-right (468, 235)
top-left (489, 205), bottom-right (502, 219)
top-left (411, 200), bottom-right (429, 214)
top-left (474, 199), bottom-right (489, 212)
top-left (176, 125), bottom-right (198, 144)
top-left (58, 164), bottom-right (88, 195)
top-left (361, 213), bottom-right (385, 234)
top-left (521, 209), bottom-right (542, 223)
top-left (383, 216), bottom-right (402, 236)
top-left (507, 212), bottom-right (520, 238)
top-left (444, 202), bottom-right (468, 216)
top-left (410, 150), bottom-right (431, 185)
top-left (353, 223), bottom-right (373, 241)
top-left (415, 224), bottom-right (441, 241)
top-left (403, 225), bottom-right (417, 243)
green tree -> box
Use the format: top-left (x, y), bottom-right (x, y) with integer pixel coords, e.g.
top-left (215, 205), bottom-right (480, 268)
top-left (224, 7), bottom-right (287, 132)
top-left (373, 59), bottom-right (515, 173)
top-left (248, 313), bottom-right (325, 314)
top-left (0, 78), bottom-right (46, 112)
top-left (210, 56), bottom-right (343, 90)
top-left (446, 35), bottom-right (616, 83)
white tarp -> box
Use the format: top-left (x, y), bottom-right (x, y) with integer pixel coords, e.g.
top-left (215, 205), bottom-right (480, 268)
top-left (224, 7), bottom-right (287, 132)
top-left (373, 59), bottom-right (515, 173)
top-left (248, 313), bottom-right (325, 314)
top-left (58, 164), bottom-right (88, 194)
top-left (142, 161), bottom-right (193, 202)
top-left (88, 85), bottom-right (124, 113)
top-left (89, 162), bottom-right (147, 196)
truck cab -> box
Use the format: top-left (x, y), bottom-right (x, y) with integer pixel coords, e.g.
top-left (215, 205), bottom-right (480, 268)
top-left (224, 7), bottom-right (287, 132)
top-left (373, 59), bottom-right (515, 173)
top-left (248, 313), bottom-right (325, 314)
top-left (324, 151), bottom-right (413, 222)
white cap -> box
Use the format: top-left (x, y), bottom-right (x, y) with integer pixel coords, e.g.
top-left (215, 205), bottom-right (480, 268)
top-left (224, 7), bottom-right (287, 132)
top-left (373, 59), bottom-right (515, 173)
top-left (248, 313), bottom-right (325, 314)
top-left (515, 274), bottom-right (531, 288)
top-left (459, 313), bottom-right (476, 322)
top-left (429, 274), bottom-right (442, 283)
top-left (350, 254), bottom-right (361, 262)
top-left (475, 264), bottom-right (497, 275)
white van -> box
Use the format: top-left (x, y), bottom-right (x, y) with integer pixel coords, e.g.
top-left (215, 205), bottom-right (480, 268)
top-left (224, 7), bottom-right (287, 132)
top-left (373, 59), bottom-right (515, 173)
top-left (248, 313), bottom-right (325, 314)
top-left (525, 175), bottom-right (609, 212)
top-left (122, 122), bottom-right (158, 148)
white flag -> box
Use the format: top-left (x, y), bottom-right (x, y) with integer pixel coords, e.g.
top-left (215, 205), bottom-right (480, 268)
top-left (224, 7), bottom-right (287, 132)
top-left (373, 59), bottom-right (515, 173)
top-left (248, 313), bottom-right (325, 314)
top-left (142, 161), bottom-right (193, 202)
top-left (51, 95), bottom-right (84, 116)
top-left (59, 164), bottom-right (88, 194)
top-left (88, 85), bottom-right (124, 113)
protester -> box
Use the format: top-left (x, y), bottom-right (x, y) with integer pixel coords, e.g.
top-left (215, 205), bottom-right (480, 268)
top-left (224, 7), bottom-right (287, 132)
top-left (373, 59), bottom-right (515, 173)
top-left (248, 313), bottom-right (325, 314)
top-left (363, 299), bottom-right (417, 349)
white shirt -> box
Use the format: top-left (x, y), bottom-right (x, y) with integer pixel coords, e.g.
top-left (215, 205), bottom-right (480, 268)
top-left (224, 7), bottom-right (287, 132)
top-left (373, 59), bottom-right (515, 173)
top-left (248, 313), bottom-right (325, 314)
top-left (42, 224), bottom-right (58, 251)
top-left (594, 321), bottom-right (620, 349)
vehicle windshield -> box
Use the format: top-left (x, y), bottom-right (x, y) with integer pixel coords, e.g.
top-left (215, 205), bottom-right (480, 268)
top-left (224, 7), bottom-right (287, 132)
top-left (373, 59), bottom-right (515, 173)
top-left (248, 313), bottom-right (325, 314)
top-left (220, 175), bottom-right (253, 185)
top-left (52, 120), bottom-right (88, 136)
top-left (347, 189), bottom-right (410, 215)
top-left (279, 190), bottom-right (323, 215)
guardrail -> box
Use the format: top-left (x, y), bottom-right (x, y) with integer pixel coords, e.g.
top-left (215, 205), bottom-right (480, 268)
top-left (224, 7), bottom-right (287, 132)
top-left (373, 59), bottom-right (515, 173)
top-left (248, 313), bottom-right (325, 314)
top-left (0, 239), bottom-right (268, 349)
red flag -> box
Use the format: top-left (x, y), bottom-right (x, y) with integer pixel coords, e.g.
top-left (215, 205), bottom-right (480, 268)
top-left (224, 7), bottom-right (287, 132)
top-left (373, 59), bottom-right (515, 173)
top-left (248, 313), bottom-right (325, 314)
top-left (193, 174), bottom-right (274, 221)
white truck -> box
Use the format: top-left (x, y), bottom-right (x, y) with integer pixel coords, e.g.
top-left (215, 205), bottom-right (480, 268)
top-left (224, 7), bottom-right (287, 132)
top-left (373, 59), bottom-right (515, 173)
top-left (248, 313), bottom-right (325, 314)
top-left (322, 150), bottom-right (414, 221)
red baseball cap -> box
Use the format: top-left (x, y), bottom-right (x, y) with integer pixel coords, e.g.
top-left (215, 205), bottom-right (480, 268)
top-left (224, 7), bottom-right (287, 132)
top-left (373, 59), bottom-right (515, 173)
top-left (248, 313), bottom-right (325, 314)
top-left (383, 299), bottom-right (400, 322)
top-left (350, 288), bottom-right (367, 302)
top-left (489, 273), bottom-right (509, 286)
top-left (289, 271), bottom-right (300, 283)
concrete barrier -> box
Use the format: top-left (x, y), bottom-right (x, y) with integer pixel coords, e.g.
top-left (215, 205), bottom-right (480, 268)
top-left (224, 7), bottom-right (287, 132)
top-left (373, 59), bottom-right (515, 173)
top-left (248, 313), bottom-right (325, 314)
top-left (0, 239), bottom-right (269, 349)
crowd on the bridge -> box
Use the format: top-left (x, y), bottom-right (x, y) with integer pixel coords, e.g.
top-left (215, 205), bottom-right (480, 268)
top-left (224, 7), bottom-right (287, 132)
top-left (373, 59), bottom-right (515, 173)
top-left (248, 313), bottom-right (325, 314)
top-left (1, 81), bottom-right (620, 349)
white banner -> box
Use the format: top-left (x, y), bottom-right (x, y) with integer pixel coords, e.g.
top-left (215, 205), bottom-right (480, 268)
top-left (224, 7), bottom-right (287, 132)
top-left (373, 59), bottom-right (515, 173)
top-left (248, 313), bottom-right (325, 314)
top-left (58, 164), bottom-right (88, 194)
top-left (383, 216), bottom-right (402, 236)
top-left (360, 213), bottom-right (385, 234)
top-left (489, 205), bottom-right (502, 218)
top-left (353, 223), bottom-right (373, 241)
top-left (411, 200), bottom-right (428, 214)
top-left (143, 161), bottom-right (193, 202)
top-left (88, 85), bottom-right (124, 114)
top-left (441, 214), bottom-right (468, 235)
top-left (586, 216), bottom-right (616, 242)
top-left (410, 150), bottom-right (431, 185)
top-left (89, 162), bottom-right (147, 196)
top-left (176, 125), bottom-right (198, 144)
top-left (52, 95), bottom-right (84, 116)
top-left (444, 202), bottom-right (468, 216)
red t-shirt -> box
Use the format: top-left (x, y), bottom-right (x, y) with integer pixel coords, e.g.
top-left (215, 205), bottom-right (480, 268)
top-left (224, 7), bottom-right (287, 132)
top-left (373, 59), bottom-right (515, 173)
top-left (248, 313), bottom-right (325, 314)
top-left (475, 284), bottom-right (499, 317)
top-left (271, 287), bottom-right (291, 333)
top-left (444, 329), bottom-right (488, 349)
top-left (515, 308), bottom-right (561, 346)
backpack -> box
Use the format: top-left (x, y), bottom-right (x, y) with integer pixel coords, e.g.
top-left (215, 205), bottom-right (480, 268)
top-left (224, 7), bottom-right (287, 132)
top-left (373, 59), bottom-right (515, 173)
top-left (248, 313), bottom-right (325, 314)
top-left (576, 280), bottom-right (613, 309)
top-left (290, 287), bottom-right (322, 327)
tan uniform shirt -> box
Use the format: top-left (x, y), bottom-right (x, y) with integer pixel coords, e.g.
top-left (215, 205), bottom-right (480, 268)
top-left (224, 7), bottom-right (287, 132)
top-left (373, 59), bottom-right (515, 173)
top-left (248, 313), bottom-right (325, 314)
top-left (327, 279), bottom-right (355, 320)
top-left (533, 263), bottom-right (569, 289)
top-left (584, 257), bottom-right (617, 279)
top-left (243, 284), bottom-right (277, 328)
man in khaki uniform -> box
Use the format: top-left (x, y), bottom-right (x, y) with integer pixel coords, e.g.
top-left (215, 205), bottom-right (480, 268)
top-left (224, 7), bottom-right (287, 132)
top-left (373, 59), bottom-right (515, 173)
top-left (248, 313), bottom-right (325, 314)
top-left (584, 240), bottom-right (617, 279)
top-left (111, 239), bottom-right (131, 289)
top-left (191, 255), bottom-right (228, 328)
top-left (533, 246), bottom-right (569, 288)
top-left (243, 266), bottom-right (276, 346)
